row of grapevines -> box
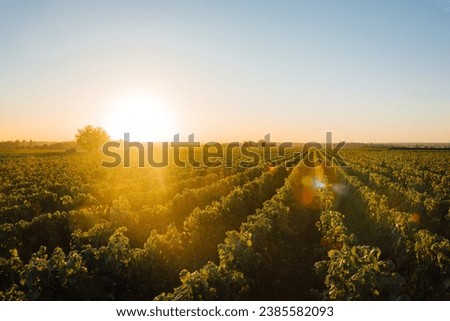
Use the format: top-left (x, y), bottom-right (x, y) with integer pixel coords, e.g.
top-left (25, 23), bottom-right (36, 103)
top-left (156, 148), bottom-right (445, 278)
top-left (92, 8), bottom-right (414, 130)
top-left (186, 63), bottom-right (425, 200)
top-left (156, 156), bottom-right (327, 300)
top-left (331, 163), bottom-right (450, 299)
top-left (343, 152), bottom-right (449, 235)
top-left (313, 157), bottom-right (405, 300)
top-left (0, 156), bottom-right (291, 300)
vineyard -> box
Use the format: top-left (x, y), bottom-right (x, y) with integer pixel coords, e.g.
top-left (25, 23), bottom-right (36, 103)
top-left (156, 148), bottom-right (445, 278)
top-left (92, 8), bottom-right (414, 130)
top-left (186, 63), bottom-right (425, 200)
top-left (0, 148), bottom-right (449, 300)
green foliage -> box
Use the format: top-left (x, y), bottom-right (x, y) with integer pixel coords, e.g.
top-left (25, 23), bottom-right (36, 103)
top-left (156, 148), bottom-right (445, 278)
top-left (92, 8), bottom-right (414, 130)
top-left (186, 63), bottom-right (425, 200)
top-left (317, 245), bottom-right (404, 300)
top-left (75, 125), bottom-right (110, 152)
top-left (0, 148), bottom-right (449, 300)
top-left (156, 262), bottom-right (247, 301)
top-left (316, 210), bottom-right (358, 249)
top-left (0, 249), bottom-right (24, 300)
top-left (19, 246), bottom-right (89, 300)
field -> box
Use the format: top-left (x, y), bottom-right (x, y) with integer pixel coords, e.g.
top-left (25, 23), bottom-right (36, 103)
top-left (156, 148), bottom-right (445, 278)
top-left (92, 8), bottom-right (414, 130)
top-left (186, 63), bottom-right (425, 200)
top-left (0, 148), bottom-right (449, 300)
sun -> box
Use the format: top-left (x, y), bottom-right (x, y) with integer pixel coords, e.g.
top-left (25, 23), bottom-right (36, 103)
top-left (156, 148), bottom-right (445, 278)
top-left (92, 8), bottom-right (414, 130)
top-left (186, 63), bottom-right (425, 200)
top-left (104, 93), bottom-right (176, 142)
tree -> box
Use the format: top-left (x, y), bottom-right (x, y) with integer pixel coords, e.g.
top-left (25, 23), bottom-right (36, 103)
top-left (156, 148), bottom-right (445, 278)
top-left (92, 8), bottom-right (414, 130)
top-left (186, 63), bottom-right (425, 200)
top-left (75, 125), bottom-right (110, 151)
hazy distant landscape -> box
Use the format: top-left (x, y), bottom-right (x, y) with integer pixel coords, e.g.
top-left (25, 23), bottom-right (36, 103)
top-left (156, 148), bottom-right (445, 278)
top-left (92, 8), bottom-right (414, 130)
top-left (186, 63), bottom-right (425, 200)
top-left (0, 1), bottom-right (449, 301)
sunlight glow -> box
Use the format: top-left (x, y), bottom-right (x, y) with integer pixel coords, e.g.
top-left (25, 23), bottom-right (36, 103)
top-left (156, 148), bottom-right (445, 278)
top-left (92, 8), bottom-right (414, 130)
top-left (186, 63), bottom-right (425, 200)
top-left (103, 93), bottom-right (177, 142)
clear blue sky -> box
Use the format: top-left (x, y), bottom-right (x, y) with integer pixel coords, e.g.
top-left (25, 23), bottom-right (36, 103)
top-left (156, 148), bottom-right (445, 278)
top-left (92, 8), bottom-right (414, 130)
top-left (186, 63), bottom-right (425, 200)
top-left (0, 0), bottom-right (449, 142)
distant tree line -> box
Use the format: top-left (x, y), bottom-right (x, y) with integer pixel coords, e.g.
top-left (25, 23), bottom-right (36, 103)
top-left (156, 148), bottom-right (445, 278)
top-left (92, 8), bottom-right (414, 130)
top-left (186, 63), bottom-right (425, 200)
top-left (0, 140), bottom-right (77, 150)
top-left (0, 125), bottom-right (110, 152)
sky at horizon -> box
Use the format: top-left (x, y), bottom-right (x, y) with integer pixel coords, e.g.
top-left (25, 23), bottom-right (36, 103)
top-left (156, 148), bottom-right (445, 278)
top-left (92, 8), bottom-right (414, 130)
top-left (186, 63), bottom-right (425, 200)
top-left (0, 0), bottom-right (449, 143)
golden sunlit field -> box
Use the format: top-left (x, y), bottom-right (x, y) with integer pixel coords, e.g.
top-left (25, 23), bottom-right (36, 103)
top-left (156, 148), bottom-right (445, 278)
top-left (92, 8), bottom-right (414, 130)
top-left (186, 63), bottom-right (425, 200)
top-left (1, 1), bottom-right (449, 310)
top-left (0, 148), bottom-right (448, 300)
